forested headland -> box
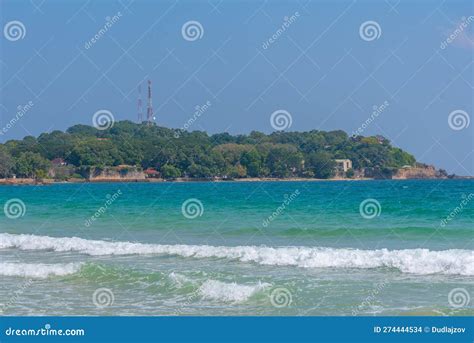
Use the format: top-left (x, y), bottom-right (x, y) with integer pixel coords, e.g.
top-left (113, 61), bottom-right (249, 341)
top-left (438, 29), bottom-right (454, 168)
top-left (0, 121), bottom-right (446, 181)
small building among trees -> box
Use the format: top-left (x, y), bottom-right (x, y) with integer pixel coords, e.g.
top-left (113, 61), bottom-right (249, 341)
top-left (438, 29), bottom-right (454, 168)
top-left (334, 159), bottom-right (353, 173)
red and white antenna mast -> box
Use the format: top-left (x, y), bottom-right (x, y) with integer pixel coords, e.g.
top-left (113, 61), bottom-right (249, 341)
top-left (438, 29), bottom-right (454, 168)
top-left (146, 79), bottom-right (154, 125)
top-left (137, 84), bottom-right (143, 123)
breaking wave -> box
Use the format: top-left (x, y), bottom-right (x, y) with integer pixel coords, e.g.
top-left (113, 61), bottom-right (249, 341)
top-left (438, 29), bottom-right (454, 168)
top-left (198, 280), bottom-right (270, 303)
top-left (0, 262), bottom-right (83, 278)
top-left (1, 233), bottom-right (473, 275)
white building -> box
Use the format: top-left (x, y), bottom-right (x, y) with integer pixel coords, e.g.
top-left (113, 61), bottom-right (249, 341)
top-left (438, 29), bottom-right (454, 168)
top-left (334, 159), bottom-right (352, 173)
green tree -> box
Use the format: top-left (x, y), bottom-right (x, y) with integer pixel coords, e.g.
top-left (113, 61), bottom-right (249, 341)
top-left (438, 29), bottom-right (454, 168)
top-left (66, 124), bottom-right (98, 137)
top-left (67, 139), bottom-right (122, 167)
top-left (37, 131), bottom-right (75, 160)
top-left (389, 148), bottom-right (415, 168)
top-left (226, 164), bottom-right (247, 178)
top-left (346, 168), bottom-right (355, 178)
top-left (5, 136), bottom-right (40, 157)
top-left (307, 151), bottom-right (335, 179)
top-left (187, 163), bottom-right (212, 178)
top-left (115, 138), bottom-right (144, 166)
top-left (0, 146), bottom-right (14, 177)
top-left (266, 144), bottom-right (303, 178)
top-left (213, 144), bottom-right (252, 165)
top-left (14, 152), bottom-right (51, 178)
top-left (160, 164), bottom-right (181, 179)
top-left (240, 149), bottom-right (262, 177)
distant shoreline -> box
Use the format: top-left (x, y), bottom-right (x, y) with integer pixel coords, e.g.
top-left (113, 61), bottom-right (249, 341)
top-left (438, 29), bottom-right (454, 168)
top-left (0, 176), bottom-right (471, 186)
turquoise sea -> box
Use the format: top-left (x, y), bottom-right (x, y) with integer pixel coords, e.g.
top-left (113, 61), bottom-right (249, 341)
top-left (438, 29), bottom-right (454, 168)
top-left (0, 180), bottom-right (472, 316)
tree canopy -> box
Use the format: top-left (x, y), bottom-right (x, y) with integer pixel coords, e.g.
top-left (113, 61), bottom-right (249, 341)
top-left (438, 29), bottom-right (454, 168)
top-left (0, 121), bottom-right (417, 179)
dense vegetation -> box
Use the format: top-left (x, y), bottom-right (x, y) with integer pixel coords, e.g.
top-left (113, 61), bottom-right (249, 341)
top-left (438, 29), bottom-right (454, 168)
top-left (0, 121), bottom-right (417, 179)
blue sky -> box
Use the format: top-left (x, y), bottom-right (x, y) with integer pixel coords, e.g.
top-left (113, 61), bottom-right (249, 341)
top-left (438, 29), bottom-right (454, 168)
top-left (0, 0), bottom-right (472, 175)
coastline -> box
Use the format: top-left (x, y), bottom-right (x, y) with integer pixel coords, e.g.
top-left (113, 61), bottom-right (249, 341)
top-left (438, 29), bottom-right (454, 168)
top-left (0, 177), bottom-right (370, 185)
top-left (0, 176), bottom-right (469, 185)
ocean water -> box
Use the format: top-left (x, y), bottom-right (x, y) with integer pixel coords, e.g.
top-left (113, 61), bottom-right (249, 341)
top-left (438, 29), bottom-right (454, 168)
top-left (0, 180), bottom-right (472, 316)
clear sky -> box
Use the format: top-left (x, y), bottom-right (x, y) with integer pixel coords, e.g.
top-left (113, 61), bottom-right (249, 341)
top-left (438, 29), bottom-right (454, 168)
top-left (0, 0), bottom-right (472, 175)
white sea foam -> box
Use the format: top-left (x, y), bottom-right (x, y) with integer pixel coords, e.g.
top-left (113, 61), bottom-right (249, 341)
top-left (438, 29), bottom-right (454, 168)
top-left (0, 262), bottom-right (82, 278)
top-left (168, 272), bottom-right (195, 288)
top-left (1, 233), bottom-right (473, 275)
top-left (199, 280), bottom-right (270, 302)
